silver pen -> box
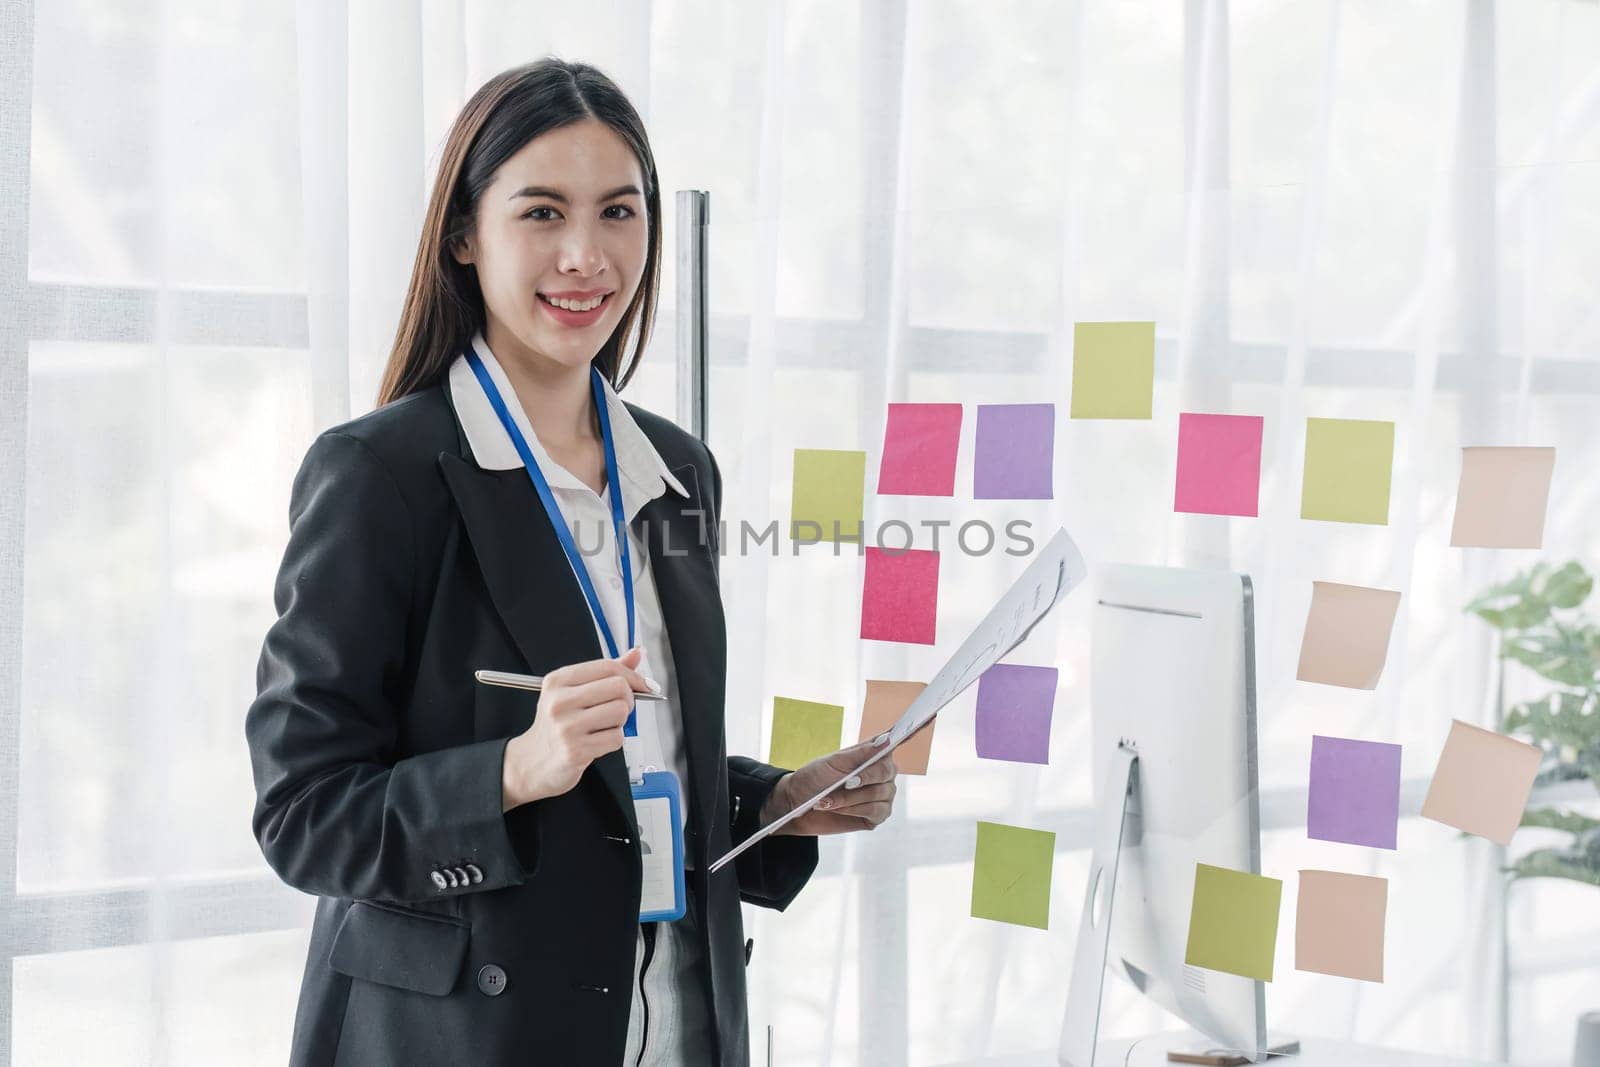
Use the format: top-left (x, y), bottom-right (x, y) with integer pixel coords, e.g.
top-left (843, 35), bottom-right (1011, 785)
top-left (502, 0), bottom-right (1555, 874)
top-left (474, 668), bottom-right (668, 701)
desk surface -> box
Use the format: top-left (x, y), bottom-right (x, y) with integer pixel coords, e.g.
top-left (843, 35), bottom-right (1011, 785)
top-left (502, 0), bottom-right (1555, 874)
top-left (939, 1032), bottom-right (1503, 1067)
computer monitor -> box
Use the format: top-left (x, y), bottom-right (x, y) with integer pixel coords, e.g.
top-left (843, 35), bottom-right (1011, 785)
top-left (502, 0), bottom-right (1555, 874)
top-left (1059, 563), bottom-right (1266, 1065)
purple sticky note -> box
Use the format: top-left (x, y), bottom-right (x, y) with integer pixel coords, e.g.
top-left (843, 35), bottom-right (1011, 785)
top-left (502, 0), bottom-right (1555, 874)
top-left (879, 403), bottom-right (963, 496)
top-left (1307, 735), bottom-right (1402, 849)
top-left (974, 404), bottom-right (1054, 499)
top-left (975, 663), bottom-right (1059, 764)
top-left (1175, 413), bottom-right (1264, 517)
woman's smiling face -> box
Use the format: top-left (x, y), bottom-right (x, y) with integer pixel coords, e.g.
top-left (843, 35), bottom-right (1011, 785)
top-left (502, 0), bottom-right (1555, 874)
top-left (453, 118), bottom-right (649, 373)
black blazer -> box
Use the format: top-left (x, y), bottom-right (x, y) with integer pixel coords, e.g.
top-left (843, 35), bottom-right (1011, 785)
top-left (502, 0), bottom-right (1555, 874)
top-left (245, 373), bottom-right (818, 1066)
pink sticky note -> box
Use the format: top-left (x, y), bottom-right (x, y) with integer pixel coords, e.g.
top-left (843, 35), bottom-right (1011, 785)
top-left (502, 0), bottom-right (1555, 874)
top-left (879, 404), bottom-right (963, 496)
top-left (1175, 413), bottom-right (1264, 517)
top-left (861, 547), bottom-right (939, 645)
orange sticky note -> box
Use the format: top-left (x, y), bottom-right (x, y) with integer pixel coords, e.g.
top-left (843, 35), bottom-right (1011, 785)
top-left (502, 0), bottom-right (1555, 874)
top-left (859, 680), bottom-right (933, 775)
top-left (1295, 870), bottom-right (1387, 983)
top-left (1449, 446), bottom-right (1556, 549)
top-left (1296, 582), bottom-right (1402, 690)
top-left (1421, 719), bottom-right (1542, 845)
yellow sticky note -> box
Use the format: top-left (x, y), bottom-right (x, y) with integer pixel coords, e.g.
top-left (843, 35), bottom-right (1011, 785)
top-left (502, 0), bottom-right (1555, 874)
top-left (1070, 322), bottom-right (1155, 419)
top-left (1184, 863), bottom-right (1283, 982)
top-left (971, 821), bottom-right (1055, 929)
top-left (1301, 417), bottom-right (1395, 525)
top-left (791, 449), bottom-right (866, 544)
top-left (768, 696), bottom-right (844, 771)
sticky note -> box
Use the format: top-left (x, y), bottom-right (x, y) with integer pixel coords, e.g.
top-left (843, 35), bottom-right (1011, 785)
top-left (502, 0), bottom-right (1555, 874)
top-left (1295, 870), bottom-right (1387, 983)
top-left (1296, 581), bottom-right (1402, 690)
top-left (1421, 719), bottom-right (1542, 845)
top-left (1307, 735), bottom-right (1402, 849)
top-left (974, 404), bottom-right (1054, 499)
top-left (791, 449), bottom-right (866, 543)
top-left (879, 404), bottom-right (963, 497)
top-left (971, 821), bottom-right (1055, 930)
top-left (860, 546), bottom-right (939, 645)
top-left (1301, 417), bottom-right (1395, 524)
top-left (1175, 413), bottom-right (1264, 517)
top-left (1184, 863), bottom-right (1283, 982)
top-left (974, 663), bottom-right (1058, 764)
top-left (768, 696), bottom-right (845, 771)
top-left (860, 680), bottom-right (934, 775)
top-left (1070, 321), bottom-right (1155, 419)
top-left (1449, 446), bottom-right (1557, 549)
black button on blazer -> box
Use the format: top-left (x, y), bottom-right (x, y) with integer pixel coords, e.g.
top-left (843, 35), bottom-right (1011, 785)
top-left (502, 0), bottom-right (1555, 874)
top-left (245, 374), bottom-right (818, 1066)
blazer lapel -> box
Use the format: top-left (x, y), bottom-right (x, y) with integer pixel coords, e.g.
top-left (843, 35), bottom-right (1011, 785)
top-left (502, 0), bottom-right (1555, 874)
top-left (635, 460), bottom-right (727, 848)
top-left (437, 453), bottom-right (639, 837)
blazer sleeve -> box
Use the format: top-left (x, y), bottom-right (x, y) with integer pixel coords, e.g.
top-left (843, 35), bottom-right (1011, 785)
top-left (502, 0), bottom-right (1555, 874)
top-left (706, 446), bottom-right (819, 912)
top-left (245, 430), bottom-right (533, 904)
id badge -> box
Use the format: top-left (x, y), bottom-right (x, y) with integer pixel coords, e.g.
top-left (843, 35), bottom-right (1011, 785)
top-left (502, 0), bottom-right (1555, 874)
top-left (632, 770), bottom-right (686, 922)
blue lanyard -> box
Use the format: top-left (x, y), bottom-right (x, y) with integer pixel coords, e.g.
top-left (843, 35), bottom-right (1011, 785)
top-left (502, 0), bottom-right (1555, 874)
top-left (464, 348), bottom-right (638, 736)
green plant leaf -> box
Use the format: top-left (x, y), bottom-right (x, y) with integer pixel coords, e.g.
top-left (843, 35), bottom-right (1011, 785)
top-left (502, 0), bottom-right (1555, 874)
top-left (1519, 807), bottom-right (1600, 836)
top-left (1501, 690), bottom-right (1600, 752)
top-left (1467, 567), bottom-right (1550, 630)
top-left (1505, 847), bottom-right (1600, 887)
top-left (1500, 621), bottom-right (1600, 688)
top-left (1533, 561), bottom-right (1593, 610)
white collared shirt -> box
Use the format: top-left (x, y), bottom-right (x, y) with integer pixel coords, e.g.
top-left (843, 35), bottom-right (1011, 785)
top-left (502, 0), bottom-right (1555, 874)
top-left (446, 331), bottom-right (693, 838)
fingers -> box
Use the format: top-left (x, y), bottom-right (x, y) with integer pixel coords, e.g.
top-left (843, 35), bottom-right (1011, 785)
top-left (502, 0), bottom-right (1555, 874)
top-left (818, 780), bottom-right (896, 825)
top-left (844, 756), bottom-right (897, 789)
top-left (547, 649), bottom-right (657, 695)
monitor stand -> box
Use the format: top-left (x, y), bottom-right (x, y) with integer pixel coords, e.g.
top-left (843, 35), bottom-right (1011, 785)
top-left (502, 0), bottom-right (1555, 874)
top-left (1057, 741), bottom-right (1297, 1067)
top-left (1058, 740), bottom-right (1140, 1067)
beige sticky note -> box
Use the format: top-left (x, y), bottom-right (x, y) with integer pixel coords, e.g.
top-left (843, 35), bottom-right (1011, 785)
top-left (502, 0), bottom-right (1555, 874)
top-left (1296, 582), bottom-right (1403, 690)
top-left (1295, 870), bottom-right (1387, 983)
top-left (1421, 719), bottom-right (1542, 845)
top-left (1449, 446), bottom-right (1556, 549)
top-left (859, 680), bottom-right (933, 775)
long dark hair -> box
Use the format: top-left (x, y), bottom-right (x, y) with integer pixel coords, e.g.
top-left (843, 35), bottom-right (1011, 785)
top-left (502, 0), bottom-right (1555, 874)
top-left (376, 57), bottom-right (662, 407)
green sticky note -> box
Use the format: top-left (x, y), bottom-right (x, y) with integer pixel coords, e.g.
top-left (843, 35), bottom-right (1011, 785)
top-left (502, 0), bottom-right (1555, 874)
top-left (1301, 417), bottom-right (1395, 525)
top-left (791, 449), bottom-right (866, 543)
top-left (768, 697), bottom-right (844, 771)
top-left (971, 821), bottom-right (1056, 930)
top-left (1070, 322), bottom-right (1156, 419)
top-left (1184, 863), bottom-right (1283, 981)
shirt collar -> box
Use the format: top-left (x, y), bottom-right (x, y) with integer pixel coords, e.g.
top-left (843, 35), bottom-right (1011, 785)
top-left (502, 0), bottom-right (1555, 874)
top-left (446, 330), bottom-right (690, 522)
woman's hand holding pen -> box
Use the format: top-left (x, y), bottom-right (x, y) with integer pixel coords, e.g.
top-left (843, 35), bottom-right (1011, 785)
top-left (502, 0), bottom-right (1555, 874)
top-left (501, 646), bottom-right (660, 812)
top-left (758, 735), bottom-right (900, 837)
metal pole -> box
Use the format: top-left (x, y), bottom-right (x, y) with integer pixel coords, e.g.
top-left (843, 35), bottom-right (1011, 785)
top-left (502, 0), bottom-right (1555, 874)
top-left (675, 190), bottom-right (710, 441)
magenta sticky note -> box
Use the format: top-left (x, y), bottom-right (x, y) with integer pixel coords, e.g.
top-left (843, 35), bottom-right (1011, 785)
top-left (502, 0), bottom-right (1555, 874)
top-left (879, 403), bottom-right (963, 496)
top-left (861, 547), bottom-right (939, 645)
top-left (1307, 735), bottom-right (1402, 850)
top-left (974, 404), bottom-right (1054, 499)
top-left (1175, 413), bottom-right (1264, 517)
top-left (975, 663), bottom-right (1059, 764)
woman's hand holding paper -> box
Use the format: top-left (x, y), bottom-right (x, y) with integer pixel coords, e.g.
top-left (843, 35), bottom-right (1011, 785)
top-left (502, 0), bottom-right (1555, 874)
top-left (760, 736), bottom-right (899, 837)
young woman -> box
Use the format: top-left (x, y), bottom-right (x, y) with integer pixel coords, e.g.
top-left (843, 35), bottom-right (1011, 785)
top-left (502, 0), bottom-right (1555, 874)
top-left (245, 57), bottom-right (899, 1066)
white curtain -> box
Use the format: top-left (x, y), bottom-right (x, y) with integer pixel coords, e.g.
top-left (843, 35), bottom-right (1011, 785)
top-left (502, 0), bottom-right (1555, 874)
top-left (4, 1), bottom-right (1599, 1064)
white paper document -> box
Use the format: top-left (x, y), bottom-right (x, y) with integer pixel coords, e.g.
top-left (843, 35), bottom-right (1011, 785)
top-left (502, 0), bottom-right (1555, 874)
top-left (708, 526), bottom-right (1088, 874)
